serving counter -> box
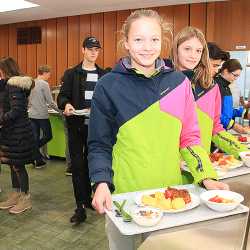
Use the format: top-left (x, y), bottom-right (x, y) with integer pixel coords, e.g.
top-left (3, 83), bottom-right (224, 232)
top-left (138, 174), bottom-right (250, 250)
top-left (47, 110), bottom-right (66, 158)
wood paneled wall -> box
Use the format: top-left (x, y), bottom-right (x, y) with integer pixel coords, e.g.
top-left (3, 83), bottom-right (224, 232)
top-left (0, 0), bottom-right (249, 85)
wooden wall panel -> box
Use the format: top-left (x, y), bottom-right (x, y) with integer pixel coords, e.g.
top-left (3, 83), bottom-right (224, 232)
top-left (79, 14), bottom-right (91, 61)
top-left (0, 25), bottom-right (9, 58)
top-left (68, 16), bottom-right (80, 68)
top-left (214, 2), bottom-right (232, 51)
top-left (26, 43), bottom-right (37, 78)
top-left (36, 20), bottom-right (47, 70)
top-left (231, 0), bottom-right (248, 50)
top-left (173, 4), bottom-right (189, 36)
top-left (56, 17), bottom-right (68, 83)
top-left (103, 12), bottom-right (117, 68)
top-left (158, 6), bottom-right (174, 58)
top-left (26, 21), bottom-right (37, 78)
top-left (116, 10), bottom-right (131, 61)
top-left (91, 13), bottom-right (104, 67)
top-left (8, 24), bottom-right (17, 61)
top-left (46, 19), bottom-right (57, 85)
top-left (17, 23), bottom-right (27, 74)
top-left (206, 2), bottom-right (215, 42)
top-left (190, 3), bottom-right (206, 34)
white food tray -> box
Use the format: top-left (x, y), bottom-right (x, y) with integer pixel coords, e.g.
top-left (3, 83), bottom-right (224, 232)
top-left (105, 184), bottom-right (249, 235)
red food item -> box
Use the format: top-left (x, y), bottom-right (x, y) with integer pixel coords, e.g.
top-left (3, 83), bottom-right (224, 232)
top-left (209, 195), bottom-right (223, 203)
top-left (238, 136), bottom-right (247, 142)
top-left (209, 153), bottom-right (224, 162)
top-left (164, 189), bottom-right (173, 199)
top-left (164, 188), bottom-right (191, 204)
top-left (218, 159), bottom-right (228, 166)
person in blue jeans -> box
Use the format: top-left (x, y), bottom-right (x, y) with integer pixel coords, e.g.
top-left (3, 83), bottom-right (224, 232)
top-left (29, 65), bottom-right (58, 167)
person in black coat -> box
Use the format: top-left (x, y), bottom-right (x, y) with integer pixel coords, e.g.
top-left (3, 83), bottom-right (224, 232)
top-left (0, 57), bottom-right (35, 214)
top-left (57, 37), bottom-right (106, 225)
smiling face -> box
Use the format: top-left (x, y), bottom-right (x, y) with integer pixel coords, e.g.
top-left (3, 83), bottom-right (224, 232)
top-left (177, 37), bottom-right (203, 71)
top-left (124, 17), bottom-right (161, 76)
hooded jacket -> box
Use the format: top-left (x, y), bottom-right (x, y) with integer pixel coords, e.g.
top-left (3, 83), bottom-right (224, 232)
top-left (88, 58), bottom-right (217, 194)
top-left (0, 76), bottom-right (35, 165)
top-left (182, 70), bottom-right (247, 158)
top-left (215, 74), bottom-right (244, 130)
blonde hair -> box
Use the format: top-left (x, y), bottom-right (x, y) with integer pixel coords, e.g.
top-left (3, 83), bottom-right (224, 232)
top-left (119, 9), bottom-right (172, 56)
top-left (172, 26), bottom-right (212, 89)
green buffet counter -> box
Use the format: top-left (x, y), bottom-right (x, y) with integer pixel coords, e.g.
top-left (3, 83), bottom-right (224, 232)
top-left (47, 112), bottom-right (66, 158)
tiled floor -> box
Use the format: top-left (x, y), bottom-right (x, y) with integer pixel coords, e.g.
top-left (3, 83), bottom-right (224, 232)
top-left (0, 159), bottom-right (109, 250)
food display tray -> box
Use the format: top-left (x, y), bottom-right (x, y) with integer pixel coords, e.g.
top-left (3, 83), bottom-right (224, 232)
top-left (105, 184), bottom-right (249, 235)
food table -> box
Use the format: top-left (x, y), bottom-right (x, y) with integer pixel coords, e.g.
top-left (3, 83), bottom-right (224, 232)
top-left (47, 110), bottom-right (66, 158)
top-left (106, 174), bottom-right (250, 250)
top-left (137, 174), bottom-right (250, 250)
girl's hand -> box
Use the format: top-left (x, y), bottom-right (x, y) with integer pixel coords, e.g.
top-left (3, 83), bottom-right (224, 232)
top-left (92, 183), bottom-right (112, 214)
top-left (202, 179), bottom-right (229, 190)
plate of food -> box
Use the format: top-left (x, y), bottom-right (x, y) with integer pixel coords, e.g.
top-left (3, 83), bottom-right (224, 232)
top-left (209, 153), bottom-right (243, 170)
top-left (200, 190), bottom-right (244, 212)
top-left (134, 187), bottom-right (200, 213)
top-left (237, 135), bottom-right (250, 144)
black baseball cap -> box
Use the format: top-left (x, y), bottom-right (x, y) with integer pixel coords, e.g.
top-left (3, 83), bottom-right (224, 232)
top-left (82, 36), bottom-right (101, 48)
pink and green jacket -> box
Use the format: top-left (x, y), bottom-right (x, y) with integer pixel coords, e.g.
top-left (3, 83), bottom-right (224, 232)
top-left (182, 70), bottom-right (247, 158)
top-left (88, 58), bottom-right (217, 194)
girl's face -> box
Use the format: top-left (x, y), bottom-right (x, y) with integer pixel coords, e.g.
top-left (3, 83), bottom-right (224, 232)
top-left (222, 69), bottom-right (241, 83)
top-left (177, 37), bottom-right (203, 71)
top-left (125, 17), bottom-right (161, 75)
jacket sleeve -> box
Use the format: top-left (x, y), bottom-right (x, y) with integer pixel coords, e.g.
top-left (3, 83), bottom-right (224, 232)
top-left (43, 83), bottom-right (59, 111)
top-left (179, 78), bottom-right (218, 184)
top-left (220, 95), bottom-right (235, 130)
top-left (212, 85), bottom-right (224, 135)
top-left (232, 106), bottom-right (244, 118)
top-left (0, 86), bottom-right (27, 126)
top-left (88, 81), bottom-right (117, 187)
top-left (212, 130), bottom-right (248, 159)
top-left (57, 69), bottom-right (73, 110)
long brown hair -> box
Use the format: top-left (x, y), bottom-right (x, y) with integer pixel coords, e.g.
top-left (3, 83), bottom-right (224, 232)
top-left (118, 9), bottom-right (172, 57)
top-left (172, 26), bottom-right (212, 89)
top-left (0, 57), bottom-right (21, 79)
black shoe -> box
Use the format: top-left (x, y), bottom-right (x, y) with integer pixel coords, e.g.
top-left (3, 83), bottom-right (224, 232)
top-left (65, 166), bottom-right (72, 176)
top-left (70, 209), bottom-right (87, 225)
top-left (35, 159), bottom-right (46, 169)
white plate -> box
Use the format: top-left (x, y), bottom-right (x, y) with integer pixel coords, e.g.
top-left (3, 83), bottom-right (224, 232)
top-left (134, 189), bottom-right (200, 213)
top-left (73, 109), bottom-right (90, 116)
top-left (213, 160), bottom-right (243, 170)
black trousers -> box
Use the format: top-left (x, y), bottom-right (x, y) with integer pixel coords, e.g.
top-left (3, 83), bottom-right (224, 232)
top-left (30, 118), bottom-right (53, 161)
top-left (10, 165), bottom-right (29, 193)
top-left (68, 123), bottom-right (92, 209)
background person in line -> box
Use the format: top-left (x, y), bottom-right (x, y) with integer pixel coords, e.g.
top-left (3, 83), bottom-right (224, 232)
top-left (0, 57), bottom-right (35, 214)
top-left (29, 65), bottom-right (58, 168)
top-left (171, 27), bottom-right (247, 184)
top-left (57, 36), bottom-right (106, 225)
top-left (215, 59), bottom-right (246, 133)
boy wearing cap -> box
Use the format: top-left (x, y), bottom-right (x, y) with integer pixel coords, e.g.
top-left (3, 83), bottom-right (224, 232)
top-left (57, 36), bottom-right (106, 225)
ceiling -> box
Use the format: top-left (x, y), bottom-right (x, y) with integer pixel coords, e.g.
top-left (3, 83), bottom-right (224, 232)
top-left (0, 0), bottom-right (225, 25)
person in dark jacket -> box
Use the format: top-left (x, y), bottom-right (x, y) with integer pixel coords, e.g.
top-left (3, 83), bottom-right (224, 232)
top-left (215, 59), bottom-right (246, 133)
top-left (0, 57), bottom-right (35, 214)
top-left (57, 36), bottom-right (106, 225)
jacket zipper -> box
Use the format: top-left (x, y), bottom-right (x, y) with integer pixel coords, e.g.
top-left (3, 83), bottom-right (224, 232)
top-left (187, 146), bottom-right (204, 172)
top-left (217, 133), bottom-right (240, 149)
